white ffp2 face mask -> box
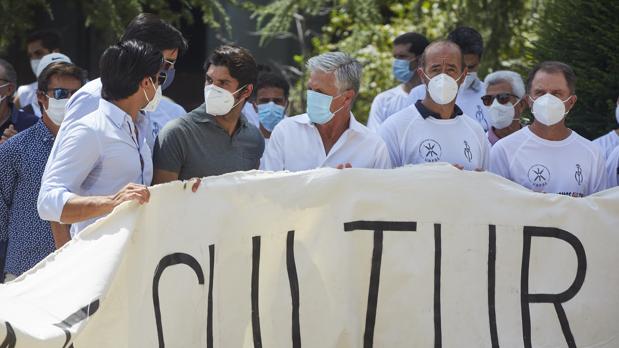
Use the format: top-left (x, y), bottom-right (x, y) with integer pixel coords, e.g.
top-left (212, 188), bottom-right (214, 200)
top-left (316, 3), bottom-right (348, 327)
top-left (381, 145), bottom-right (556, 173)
top-left (30, 59), bottom-right (41, 77)
top-left (423, 72), bottom-right (463, 105)
top-left (44, 97), bottom-right (68, 125)
top-left (530, 93), bottom-right (571, 126)
top-left (142, 78), bottom-right (162, 113)
top-left (487, 99), bottom-right (518, 129)
top-left (204, 84), bottom-right (246, 116)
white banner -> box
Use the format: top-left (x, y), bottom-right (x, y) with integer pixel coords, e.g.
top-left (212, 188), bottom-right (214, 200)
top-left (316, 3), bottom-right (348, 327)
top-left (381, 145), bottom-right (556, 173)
top-left (0, 164), bottom-right (618, 347)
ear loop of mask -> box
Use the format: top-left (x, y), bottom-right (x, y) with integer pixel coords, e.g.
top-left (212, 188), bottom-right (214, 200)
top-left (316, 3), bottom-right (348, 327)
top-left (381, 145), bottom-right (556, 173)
top-left (143, 77), bottom-right (156, 104)
top-left (330, 93), bottom-right (348, 115)
top-left (230, 84), bottom-right (249, 110)
top-left (0, 83), bottom-right (10, 103)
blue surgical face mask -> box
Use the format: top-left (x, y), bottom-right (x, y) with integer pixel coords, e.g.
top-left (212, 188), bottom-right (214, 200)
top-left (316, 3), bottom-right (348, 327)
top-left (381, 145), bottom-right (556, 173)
top-left (258, 101), bottom-right (286, 131)
top-left (161, 67), bottom-right (175, 90)
top-left (392, 59), bottom-right (413, 83)
top-left (306, 90), bottom-right (345, 125)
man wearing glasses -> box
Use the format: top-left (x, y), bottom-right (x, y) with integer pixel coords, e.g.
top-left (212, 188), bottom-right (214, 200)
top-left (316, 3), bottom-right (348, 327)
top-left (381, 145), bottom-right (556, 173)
top-left (378, 40), bottom-right (490, 171)
top-left (0, 59), bottom-right (38, 144)
top-left (59, 13), bottom-right (188, 148)
top-left (481, 71), bottom-right (526, 146)
top-left (37, 40), bottom-right (162, 237)
top-left (0, 61), bottom-right (86, 283)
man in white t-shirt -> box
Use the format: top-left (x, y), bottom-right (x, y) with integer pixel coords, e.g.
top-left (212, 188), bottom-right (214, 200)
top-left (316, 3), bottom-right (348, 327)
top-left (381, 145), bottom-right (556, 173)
top-left (379, 40), bottom-right (490, 170)
top-left (482, 70), bottom-right (526, 145)
top-left (367, 32), bottom-right (429, 131)
top-left (14, 30), bottom-right (63, 118)
top-left (407, 27), bottom-right (489, 131)
top-left (261, 52), bottom-right (391, 171)
top-left (592, 95), bottom-right (619, 159)
top-left (490, 61), bottom-right (607, 197)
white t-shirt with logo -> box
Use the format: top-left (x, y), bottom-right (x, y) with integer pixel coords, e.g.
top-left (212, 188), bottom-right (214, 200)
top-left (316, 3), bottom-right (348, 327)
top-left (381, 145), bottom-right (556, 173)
top-left (378, 103), bottom-right (490, 170)
top-left (407, 79), bottom-right (489, 131)
top-left (593, 130), bottom-right (619, 159)
top-left (367, 85), bottom-right (412, 131)
top-left (605, 145), bottom-right (619, 188)
top-left (490, 127), bottom-right (608, 196)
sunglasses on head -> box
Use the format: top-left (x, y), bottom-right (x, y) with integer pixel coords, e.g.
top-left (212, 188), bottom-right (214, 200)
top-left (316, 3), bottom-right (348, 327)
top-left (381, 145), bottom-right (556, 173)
top-left (481, 93), bottom-right (519, 106)
top-left (47, 88), bottom-right (79, 99)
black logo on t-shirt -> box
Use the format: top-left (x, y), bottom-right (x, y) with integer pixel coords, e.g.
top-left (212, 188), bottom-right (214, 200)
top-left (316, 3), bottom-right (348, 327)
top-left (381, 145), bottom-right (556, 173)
top-left (575, 164), bottom-right (583, 185)
top-left (528, 164), bottom-right (550, 187)
top-left (419, 139), bottom-right (441, 162)
top-left (464, 141), bottom-right (472, 163)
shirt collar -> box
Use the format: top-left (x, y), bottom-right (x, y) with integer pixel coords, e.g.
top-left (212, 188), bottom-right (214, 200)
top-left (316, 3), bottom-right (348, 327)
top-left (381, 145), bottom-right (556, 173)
top-left (414, 100), bottom-right (463, 120)
top-left (99, 99), bottom-right (131, 128)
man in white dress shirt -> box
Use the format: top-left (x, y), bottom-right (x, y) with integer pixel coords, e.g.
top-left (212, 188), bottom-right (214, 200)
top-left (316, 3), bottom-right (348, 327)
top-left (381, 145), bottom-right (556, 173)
top-left (37, 40), bottom-right (163, 236)
top-left (261, 52), bottom-right (391, 171)
top-left (379, 40), bottom-right (490, 171)
top-left (592, 96), bottom-right (619, 159)
top-left (367, 32), bottom-right (429, 131)
top-left (490, 61), bottom-right (607, 196)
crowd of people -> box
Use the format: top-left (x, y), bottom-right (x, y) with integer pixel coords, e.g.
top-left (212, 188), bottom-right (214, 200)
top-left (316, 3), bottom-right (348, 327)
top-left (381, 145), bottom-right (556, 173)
top-left (0, 13), bottom-right (617, 282)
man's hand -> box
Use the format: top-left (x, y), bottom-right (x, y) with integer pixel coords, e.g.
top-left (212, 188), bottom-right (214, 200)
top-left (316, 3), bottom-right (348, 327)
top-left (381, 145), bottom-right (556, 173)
top-left (452, 163), bottom-right (464, 170)
top-left (110, 183), bottom-right (150, 207)
top-left (0, 125), bottom-right (17, 144)
top-left (186, 178), bottom-right (201, 193)
top-left (336, 163), bottom-right (352, 170)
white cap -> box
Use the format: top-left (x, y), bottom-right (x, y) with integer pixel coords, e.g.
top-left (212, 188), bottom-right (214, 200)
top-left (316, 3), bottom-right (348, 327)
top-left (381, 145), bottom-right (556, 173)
top-left (36, 53), bottom-right (72, 77)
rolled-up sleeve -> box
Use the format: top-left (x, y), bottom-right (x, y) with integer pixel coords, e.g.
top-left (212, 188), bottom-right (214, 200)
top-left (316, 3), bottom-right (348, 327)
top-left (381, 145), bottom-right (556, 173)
top-left (38, 123), bottom-right (100, 222)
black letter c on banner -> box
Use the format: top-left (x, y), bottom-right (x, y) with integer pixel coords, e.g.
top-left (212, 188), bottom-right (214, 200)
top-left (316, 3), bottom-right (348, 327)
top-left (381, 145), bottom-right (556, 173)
top-left (152, 253), bottom-right (205, 348)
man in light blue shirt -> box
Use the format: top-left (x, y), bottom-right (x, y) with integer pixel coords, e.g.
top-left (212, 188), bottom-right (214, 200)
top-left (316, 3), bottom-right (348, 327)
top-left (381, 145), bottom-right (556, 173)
top-left (38, 40), bottom-right (163, 236)
top-left (60, 13), bottom-right (188, 147)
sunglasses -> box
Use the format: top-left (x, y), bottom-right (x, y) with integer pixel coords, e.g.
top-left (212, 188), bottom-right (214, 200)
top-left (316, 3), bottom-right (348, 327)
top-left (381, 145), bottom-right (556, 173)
top-left (47, 88), bottom-right (79, 99)
top-left (481, 93), bottom-right (519, 106)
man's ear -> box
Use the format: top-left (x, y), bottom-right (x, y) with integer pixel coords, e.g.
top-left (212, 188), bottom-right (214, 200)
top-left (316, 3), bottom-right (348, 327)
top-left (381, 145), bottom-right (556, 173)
top-left (516, 97), bottom-right (527, 115)
top-left (36, 90), bottom-right (48, 111)
top-left (525, 94), bottom-right (534, 108)
top-left (456, 67), bottom-right (469, 87)
top-left (416, 67), bottom-right (427, 84)
top-left (241, 84), bottom-right (254, 101)
top-left (566, 94), bottom-right (577, 112)
top-left (138, 76), bottom-right (151, 90)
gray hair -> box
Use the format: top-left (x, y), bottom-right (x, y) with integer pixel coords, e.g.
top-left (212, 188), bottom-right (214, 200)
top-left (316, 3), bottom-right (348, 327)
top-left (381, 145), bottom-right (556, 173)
top-left (484, 70), bottom-right (525, 98)
top-left (306, 52), bottom-right (362, 95)
top-left (0, 58), bottom-right (17, 85)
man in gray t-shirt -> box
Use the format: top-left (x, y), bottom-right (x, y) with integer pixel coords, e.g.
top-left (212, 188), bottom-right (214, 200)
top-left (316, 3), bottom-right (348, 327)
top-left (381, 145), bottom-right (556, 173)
top-left (153, 45), bottom-right (264, 182)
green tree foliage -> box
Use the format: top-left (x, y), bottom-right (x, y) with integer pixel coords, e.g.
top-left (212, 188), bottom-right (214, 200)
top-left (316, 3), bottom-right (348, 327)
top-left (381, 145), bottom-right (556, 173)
top-left (531, 0), bottom-right (619, 139)
top-left (0, 0), bottom-right (51, 52)
top-left (0, 0), bottom-right (232, 53)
